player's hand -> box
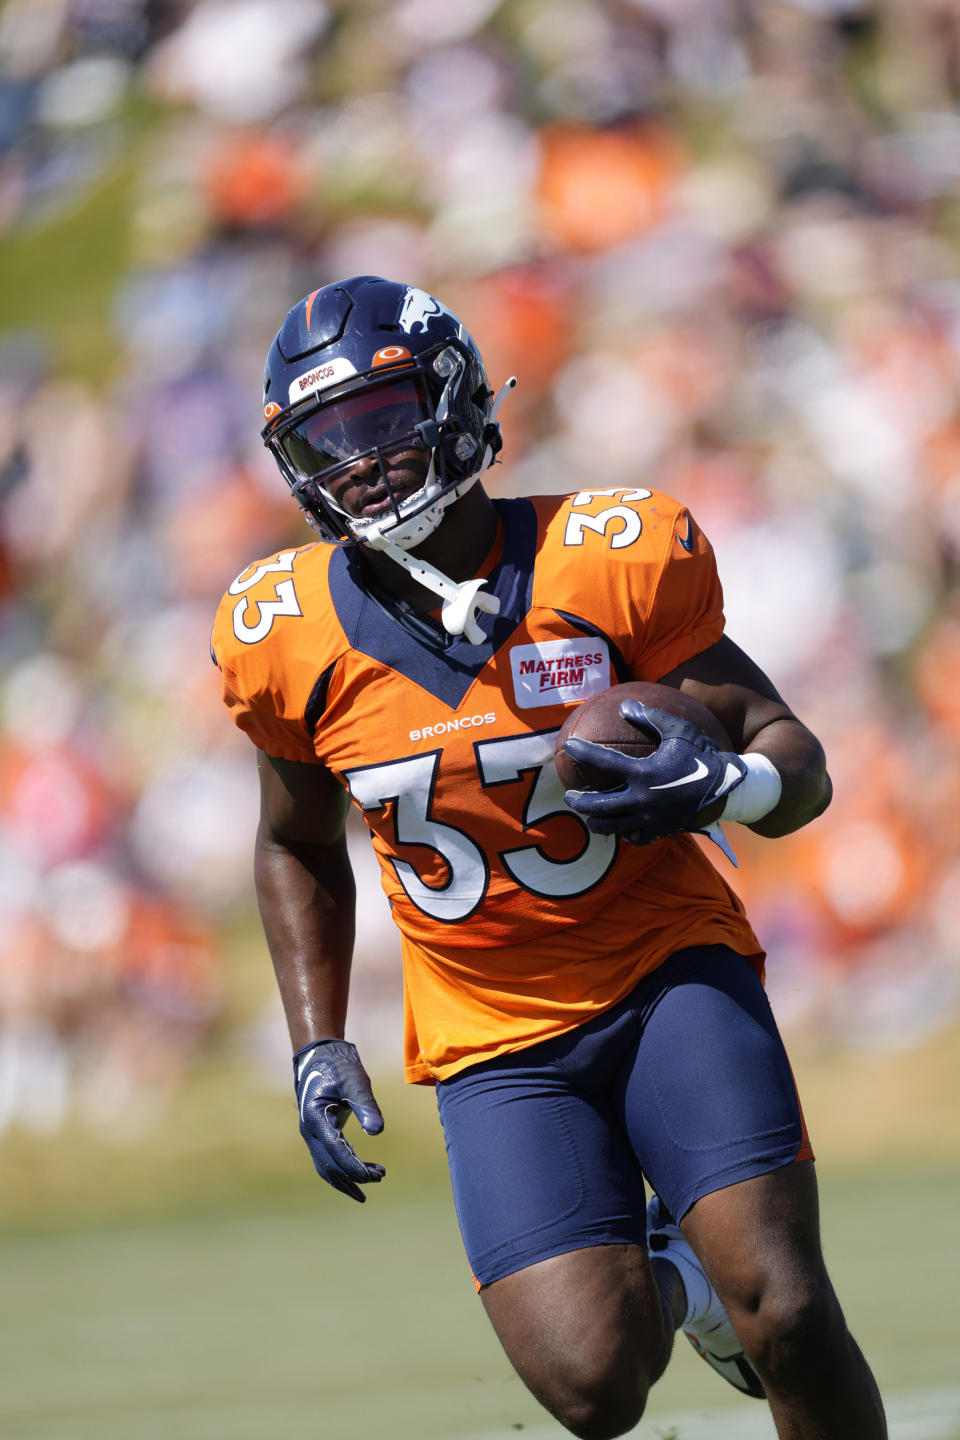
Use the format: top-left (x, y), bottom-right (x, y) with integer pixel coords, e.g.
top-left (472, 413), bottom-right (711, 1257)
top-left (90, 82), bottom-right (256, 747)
top-left (293, 1039), bottom-right (385, 1202)
top-left (562, 700), bottom-right (747, 845)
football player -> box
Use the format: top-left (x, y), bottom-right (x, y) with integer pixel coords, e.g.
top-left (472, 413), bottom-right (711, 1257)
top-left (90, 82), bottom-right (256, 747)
top-left (212, 276), bottom-right (886, 1440)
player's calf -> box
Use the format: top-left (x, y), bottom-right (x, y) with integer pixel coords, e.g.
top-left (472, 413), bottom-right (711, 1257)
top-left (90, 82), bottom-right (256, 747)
top-left (741, 1288), bottom-right (888, 1439)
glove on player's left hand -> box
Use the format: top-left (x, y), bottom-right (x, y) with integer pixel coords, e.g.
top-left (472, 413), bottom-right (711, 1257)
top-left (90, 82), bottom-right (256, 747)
top-left (563, 699), bottom-right (747, 845)
top-left (294, 1039), bottom-right (385, 1203)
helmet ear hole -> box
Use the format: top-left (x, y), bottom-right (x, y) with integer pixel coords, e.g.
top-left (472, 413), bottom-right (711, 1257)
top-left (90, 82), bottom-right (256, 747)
top-left (482, 422), bottom-right (503, 458)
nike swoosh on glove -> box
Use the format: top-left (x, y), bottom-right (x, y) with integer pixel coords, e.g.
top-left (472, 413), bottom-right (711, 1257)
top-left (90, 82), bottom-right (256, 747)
top-left (294, 1039), bottom-right (385, 1202)
top-left (562, 699), bottom-right (747, 845)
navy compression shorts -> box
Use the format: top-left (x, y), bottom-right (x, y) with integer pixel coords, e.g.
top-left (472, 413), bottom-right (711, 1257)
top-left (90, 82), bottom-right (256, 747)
top-left (435, 944), bottom-right (811, 1288)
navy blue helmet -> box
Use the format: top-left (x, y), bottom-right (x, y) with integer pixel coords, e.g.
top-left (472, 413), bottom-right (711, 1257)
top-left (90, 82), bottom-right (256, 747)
top-left (261, 275), bottom-right (505, 550)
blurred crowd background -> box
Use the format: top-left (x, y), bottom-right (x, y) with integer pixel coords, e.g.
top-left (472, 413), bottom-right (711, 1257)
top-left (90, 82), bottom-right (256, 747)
top-left (1, 0), bottom-right (959, 1145)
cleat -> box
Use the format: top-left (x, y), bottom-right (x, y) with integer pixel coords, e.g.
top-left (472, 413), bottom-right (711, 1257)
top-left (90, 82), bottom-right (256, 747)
top-left (646, 1195), bottom-right (766, 1399)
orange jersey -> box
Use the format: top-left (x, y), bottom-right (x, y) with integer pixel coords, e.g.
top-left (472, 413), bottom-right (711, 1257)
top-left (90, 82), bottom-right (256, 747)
top-left (212, 488), bottom-right (762, 1082)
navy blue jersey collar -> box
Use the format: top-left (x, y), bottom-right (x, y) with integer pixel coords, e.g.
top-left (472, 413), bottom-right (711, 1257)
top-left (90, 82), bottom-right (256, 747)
top-left (328, 497), bottom-right (537, 708)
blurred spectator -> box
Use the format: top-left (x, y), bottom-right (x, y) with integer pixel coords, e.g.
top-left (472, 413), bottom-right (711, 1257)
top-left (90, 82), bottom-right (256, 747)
top-left (2, 0), bottom-right (960, 1137)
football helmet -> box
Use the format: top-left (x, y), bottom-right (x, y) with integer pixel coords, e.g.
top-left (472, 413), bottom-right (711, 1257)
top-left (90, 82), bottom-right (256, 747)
top-left (261, 275), bottom-right (512, 553)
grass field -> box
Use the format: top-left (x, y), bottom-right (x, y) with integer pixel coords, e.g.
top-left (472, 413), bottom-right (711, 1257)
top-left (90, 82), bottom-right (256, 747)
top-left (3, 1001), bottom-right (959, 1439)
top-left (2, 1115), bottom-right (959, 1438)
top-left (4, 889), bottom-right (956, 1439)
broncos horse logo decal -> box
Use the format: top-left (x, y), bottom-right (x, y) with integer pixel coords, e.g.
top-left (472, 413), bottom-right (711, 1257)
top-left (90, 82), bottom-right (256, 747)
top-left (397, 287), bottom-right (457, 335)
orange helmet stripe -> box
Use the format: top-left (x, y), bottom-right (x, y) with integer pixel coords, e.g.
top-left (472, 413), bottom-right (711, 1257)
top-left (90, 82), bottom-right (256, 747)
top-left (304, 288), bottom-right (321, 331)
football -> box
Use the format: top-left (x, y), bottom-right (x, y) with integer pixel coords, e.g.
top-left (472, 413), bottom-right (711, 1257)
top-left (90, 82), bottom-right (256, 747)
top-left (554, 681), bottom-right (733, 792)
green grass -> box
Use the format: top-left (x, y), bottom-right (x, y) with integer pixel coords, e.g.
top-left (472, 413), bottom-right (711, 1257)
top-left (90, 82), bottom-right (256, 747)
top-left (2, 955), bottom-right (958, 1438)
top-left (2, 974), bottom-right (958, 1437)
top-left (1, 1158), bottom-right (958, 1439)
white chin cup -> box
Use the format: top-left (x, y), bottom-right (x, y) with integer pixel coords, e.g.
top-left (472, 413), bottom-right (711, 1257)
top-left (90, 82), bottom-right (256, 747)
top-left (367, 494), bottom-right (447, 550)
top-left (358, 469), bottom-right (486, 551)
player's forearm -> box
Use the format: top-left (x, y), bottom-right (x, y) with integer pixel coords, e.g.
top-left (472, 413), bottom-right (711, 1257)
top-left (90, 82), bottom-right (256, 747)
top-left (254, 828), bottom-right (356, 1049)
top-left (741, 717), bottom-right (832, 839)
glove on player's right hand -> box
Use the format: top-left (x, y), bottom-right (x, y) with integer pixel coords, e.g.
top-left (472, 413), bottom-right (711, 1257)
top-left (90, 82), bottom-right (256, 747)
top-left (293, 1039), bottom-right (385, 1203)
top-left (563, 701), bottom-right (747, 845)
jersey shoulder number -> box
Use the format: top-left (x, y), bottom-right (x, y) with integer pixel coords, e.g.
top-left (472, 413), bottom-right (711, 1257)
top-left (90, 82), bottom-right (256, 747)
top-left (560, 487), bottom-right (653, 550)
top-left (211, 543), bottom-right (342, 764)
top-left (226, 549), bottom-right (302, 646)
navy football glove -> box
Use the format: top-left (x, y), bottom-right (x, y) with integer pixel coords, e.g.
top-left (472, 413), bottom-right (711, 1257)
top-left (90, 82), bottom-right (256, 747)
top-left (563, 699), bottom-right (747, 846)
top-left (293, 1039), bottom-right (385, 1203)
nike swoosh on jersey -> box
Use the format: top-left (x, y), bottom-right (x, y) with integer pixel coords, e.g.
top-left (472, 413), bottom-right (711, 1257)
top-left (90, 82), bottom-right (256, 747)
top-left (650, 759), bottom-right (709, 790)
top-left (677, 515), bottom-right (694, 552)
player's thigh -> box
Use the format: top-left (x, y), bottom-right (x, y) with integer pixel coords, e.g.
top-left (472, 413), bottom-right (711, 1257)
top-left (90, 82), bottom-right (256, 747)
top-left (683, 1159), bottom-right (827, 1301)
top-left (620, 945), bottom-right (809, 1224)
top-left (436, 1041), bottom-right (648, 1286)
top-left (435, 1040), bottom-right (668, 1395)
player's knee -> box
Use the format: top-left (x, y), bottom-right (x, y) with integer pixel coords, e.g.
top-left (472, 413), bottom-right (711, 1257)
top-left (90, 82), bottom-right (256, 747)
top-left (541, 1352), bottom-right (655, 1440)
top-left (550, 1378), bottom-right (649, 1440)
top-left (744, 1277), bottom-right (846, 1387)
top-left (544, 1313), bottom-right (673, 1434)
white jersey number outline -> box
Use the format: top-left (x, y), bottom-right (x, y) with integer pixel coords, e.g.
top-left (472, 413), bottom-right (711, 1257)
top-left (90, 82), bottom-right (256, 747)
top-left (475, 732), bottom-right (616, 898)
top-left (344, 731), bottom-right (616, 922)
top-left (229, 551), bottom-right (302, 644)
top-left (345, 752), bottom-right (489, 922)
top-left (564, 489), bottom-right (652, 551)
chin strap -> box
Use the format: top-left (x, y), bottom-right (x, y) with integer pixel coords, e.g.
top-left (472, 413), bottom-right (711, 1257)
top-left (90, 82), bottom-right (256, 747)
top-left (369, 535), bottom-right (501, 645)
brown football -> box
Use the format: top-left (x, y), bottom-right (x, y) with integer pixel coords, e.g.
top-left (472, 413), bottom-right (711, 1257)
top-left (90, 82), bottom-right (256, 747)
top-left (555, 681), bottom-right (733, 792)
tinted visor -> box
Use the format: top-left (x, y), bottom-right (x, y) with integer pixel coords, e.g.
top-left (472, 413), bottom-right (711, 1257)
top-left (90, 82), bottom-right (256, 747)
top-left (278, 377), bottom-right (431, 481)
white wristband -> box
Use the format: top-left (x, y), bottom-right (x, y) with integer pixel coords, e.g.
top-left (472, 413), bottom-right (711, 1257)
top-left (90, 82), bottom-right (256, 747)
top-left (719, 752), bottom-right (782, 825)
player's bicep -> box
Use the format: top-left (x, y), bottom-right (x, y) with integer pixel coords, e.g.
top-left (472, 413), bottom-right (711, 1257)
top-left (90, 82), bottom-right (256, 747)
top-left (257, 751), bottom-right (350, 850)
top-left (657, 635), bottom-right (795, 752)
